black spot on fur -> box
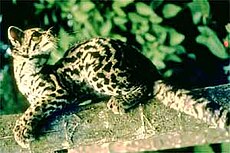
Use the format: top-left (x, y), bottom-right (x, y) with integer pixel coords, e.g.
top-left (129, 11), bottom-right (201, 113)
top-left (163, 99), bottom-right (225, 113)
top-left (111, 84), bottom-right (116, 88)
top-left (97, 73), bottom-right (105, 78)
top-left (39, 82), bottom-right (45, 87)
top-left (94, 65), bottom-right (101, 72)
top-left (95, 62), bottom-right (104, 71)
top-left (107, 86), bottom-right (113, 91)
top-left (103, 62), bottom-right (112, 72)
top-left (88, 70), bottom-right (91, 77)
top-left (99, 56), bottom-right (106, 61)
top-left (44, 86), bottom-right (56, 92)
top-left (76, 51), bottom-right (83, 58)
top-left (57, 89), bottom-right (64, 94)
top-left (79, 65), bottom-right (84, 71)
top-left (226, 112), bottom-right (230, 126)
top-left (118, 72), bottom-right (126, 77)
top-left (114, 49), bottom-right (122, 60)
top-left (104, 78), bottom-right (109, 84)
top-left (35, 106), bottom-right (40, 111)
top-left (97, 83), bottom-right (103, 88)
top-left (65, 57), bottom-right (76, 63)
top-left (73, 69), bottom-right (80, 75)
top-left (111, 74), bottom-right (117, 82)
top-left (90, 52), bottom-right (101, 58)
top-left (86, 63), bottom-right (90, 70)
top-left (84, 45), bottom-right (93, 50)
top-left (103, 46), bottom-right (113, 60)
top-left (50, 93), bottom-right (56, 97)
top-left (92, 77), bottom-right (98, 81)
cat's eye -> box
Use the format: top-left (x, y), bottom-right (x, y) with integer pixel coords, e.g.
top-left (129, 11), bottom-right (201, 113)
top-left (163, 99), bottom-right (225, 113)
top-left (32, 31), bottom-right (42, 41)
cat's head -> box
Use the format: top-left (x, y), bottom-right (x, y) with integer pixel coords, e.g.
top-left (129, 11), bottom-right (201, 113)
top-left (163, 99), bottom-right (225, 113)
top-left (8, 26), bottom-right (56, 60)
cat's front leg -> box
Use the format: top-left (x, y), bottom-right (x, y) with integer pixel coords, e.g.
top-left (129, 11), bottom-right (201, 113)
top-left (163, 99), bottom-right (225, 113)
top-left (13, 97), bottom-right (69, 148)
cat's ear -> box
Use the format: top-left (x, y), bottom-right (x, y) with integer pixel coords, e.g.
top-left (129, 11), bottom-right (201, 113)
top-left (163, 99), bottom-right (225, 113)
top-left (8, 26), bottom-right (24, 47)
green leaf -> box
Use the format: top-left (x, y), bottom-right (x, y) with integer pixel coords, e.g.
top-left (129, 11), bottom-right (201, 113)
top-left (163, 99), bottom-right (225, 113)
top-left (162, 4), bottom-right (182, 18)
top-left (131, 22), bottom-right (149, 35)
top-left (58, 28), bottom-right (73, 50)
top-left (144, 33), bottom-right (156, 42)
top-left (150, 0), bottom-right (164, 10)
top-left (221, 143), bottom-right (230, 153)
top-left (194, 144), bottom-right (214, 153)
top-left (112, 5), bottom-right (126, 17)
top-left (93, 10), bottom-right (104, 22)
top-left (174, 45), bottom-right (186, 54)
top-left (188, 0), bottom-right (210, 25)
top-left (197, 26), bottom-right (216, 36)
top-left (225, 23), bottom-right (230, 33)
top-left (136, 2), bottom-right (154, 16)
top-left (136, 35), bottom-right (145, 44)
top-left (113, 17), bottom-right (127, 25)
top-left (166, 54), bottom-right (182, 63)
top-left (192, 12), bottom-right (202, 25)
top-left (113, 0), bottom-right (134, 8)
top-left (44, 14), bottom-right (49, 25)
top-left (158, 45), bottom-right (176, 54)
top-left (80, 1), bottom-right (95, 12)
top-left (168, 29), bottom-right (185, 46)
top-left (52, 11), bottom-right (57, 23)
top-left (100, 20), bottom-right (112, 36)
top-left (152, 52), bottom-right (166, 69)
top-left (196, 26), bottom-right (229, 59)
top-left (84, 22), bottom-right (97, 36)
top-left (188, 53), bottom-right (196, 60)
top-left (34, 3), bottom-right (45, 14)
top-left (163, 69), bottom-right (173, 78)
top-left (152, 25), bottom-right (167, 44)
top-left (149, 12), bottom-right (163, 24)
top-left (128, 12), bottom-right (146, 23)
top-left (73, 11), bottom-right (88, 23)
top-left (12, 0), bottom-right (17, 4)
top-left (113, 17), bottom-right (128, 31)
top-left (111, 34), bottom-right (127, 42)
top-left (45, 0), bottom-right (55, 6)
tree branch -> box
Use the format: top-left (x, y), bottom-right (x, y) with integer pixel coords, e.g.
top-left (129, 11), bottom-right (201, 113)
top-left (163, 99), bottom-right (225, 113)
top-left (0, 83), bottom-right (229, 153)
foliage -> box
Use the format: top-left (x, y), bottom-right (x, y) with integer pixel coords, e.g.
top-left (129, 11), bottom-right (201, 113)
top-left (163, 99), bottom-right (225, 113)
top-left (35, 0), bottom-right (184, 74)
top-left (1, 0), bottom-right (229, 115)
top-left (188, 0), bottom-right (210, 25)
top-left (0, 65), bottom-right (27, 115)
top-left (196, 26), bottom-right (228, 59)
top-left (149, 142), bottom-right (229, 153)
top-left (223, 23), bottom-right (230, 81)
top-left (33, 0), bottom-right (229, 78)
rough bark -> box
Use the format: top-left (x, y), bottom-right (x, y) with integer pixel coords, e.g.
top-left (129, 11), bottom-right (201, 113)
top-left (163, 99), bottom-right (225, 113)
top-left (0, 83), bottom-right (229, 153)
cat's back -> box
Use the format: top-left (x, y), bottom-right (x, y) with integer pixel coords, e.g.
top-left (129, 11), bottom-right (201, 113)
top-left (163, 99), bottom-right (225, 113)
top-left (57, 38), bottom-right (161, 96)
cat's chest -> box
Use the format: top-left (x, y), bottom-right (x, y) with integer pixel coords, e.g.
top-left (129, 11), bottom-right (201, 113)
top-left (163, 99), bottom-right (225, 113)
top-left (15, 72), bottom-right (51, 103)
top-left (13, 60), bottom-right (57, 102)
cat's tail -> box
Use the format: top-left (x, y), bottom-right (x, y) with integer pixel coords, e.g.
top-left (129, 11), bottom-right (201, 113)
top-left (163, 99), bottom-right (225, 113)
top-left (153, 80), bottom-right (229, 129)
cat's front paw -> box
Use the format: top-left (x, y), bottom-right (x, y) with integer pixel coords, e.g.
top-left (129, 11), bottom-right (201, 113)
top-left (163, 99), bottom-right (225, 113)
top-left (13, 120), bottom-right (35, 148)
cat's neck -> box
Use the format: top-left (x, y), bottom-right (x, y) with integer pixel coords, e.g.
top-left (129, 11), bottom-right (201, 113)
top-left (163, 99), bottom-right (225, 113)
top-left (13, 56), bottom-right (47, 74)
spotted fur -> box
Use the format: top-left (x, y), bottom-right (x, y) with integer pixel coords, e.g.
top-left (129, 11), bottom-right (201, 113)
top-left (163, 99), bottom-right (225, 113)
top-left (8, 26), bottom-right (160, 148)
top-left (8, 26), bottom-right (229, 148)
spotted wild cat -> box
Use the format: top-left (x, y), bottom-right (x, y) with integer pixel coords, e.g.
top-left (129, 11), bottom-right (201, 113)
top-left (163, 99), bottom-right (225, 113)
top-left (8, 26), bottom-right (229, 148)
